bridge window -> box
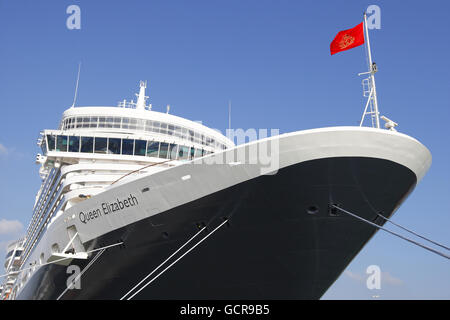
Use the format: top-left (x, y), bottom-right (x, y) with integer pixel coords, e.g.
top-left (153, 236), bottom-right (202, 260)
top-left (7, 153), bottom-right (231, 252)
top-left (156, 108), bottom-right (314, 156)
top-left (94, 137), bottom-right (108, 154)
top-left (80, 137), bottom-right (94, 153)
top-left (134, 140), bottom-right (146, 156)
top-left (146, 141), bottom-right (159, 157)
top-left (47, 135), bottom-right (56, 151)
top-left (159, 142), bottom-right (169, 159)
top-left (179, 146), bottom-right (189, 160)
top-left (122, 139), bottom-right (134, 155)
top-left (195, 148), bottom-right (203, 158)
top-left (108, 138), bottom-right (121, 154)
top-left (41, 139), bottom-right (47, 154)
top-left (56, 135), bottom-right (68, 152)
top-left (169, 143), bottom-right (178, 160)
top-left (68, 136), bottom-right (80, 152)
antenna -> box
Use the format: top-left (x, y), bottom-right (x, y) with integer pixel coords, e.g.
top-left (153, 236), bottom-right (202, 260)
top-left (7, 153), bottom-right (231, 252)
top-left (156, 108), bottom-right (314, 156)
top-left (71, 62), bottom-right (81, 108)
top-left (228, 100), bottom-right (231, 131)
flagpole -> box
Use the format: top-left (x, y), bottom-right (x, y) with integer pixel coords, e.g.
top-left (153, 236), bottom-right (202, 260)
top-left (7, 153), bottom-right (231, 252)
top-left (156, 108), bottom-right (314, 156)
top-left (363, 12), bottom-right (380, 129)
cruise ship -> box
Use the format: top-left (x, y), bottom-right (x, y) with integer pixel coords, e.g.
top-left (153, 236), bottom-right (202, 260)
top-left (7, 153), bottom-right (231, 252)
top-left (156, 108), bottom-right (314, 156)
top-left (0, 78), bottom-right (431, 300)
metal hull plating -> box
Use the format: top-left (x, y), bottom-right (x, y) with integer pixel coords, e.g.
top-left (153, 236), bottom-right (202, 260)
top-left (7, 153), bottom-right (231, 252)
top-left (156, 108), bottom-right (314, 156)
top-left (17, 156), bottom-right (416, 300)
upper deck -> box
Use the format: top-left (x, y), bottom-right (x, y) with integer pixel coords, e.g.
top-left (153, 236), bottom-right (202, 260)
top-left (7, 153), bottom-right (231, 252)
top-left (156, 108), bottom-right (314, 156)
top-left (37, 81), bottom-right (234, 164)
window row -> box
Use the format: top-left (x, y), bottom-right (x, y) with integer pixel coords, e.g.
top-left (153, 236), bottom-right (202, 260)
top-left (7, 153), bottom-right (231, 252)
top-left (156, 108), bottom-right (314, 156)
top-left (60, 116), bottom-right (227, 150)
top-left (46, 135), bottom-right (213, 160)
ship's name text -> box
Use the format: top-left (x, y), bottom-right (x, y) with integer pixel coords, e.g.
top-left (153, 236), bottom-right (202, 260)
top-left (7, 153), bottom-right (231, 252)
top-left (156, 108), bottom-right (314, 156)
top-left (79, 194), bottom-right (138, 224)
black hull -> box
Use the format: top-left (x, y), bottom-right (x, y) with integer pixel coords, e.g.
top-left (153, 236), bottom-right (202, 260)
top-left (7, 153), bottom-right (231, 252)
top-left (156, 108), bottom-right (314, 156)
top-left (17, 157), bottom-right (416, 300)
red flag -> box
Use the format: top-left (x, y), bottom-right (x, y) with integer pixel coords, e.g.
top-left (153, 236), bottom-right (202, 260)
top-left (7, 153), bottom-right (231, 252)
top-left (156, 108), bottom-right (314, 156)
top-left (330, 22), bottom-right (365, 55)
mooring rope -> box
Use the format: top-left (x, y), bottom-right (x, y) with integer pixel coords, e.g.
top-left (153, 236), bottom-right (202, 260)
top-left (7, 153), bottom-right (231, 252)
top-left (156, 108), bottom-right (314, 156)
top-left (124, 219), bottom-right (228, 300)
top-left (120, 225), bottom-right (207, 300)
top-left (56, 248), bottom-right (106, 300)
top-left (332, 205), bottom-right (449, 260)
top-left (377, 214), bottom-right (450, 251)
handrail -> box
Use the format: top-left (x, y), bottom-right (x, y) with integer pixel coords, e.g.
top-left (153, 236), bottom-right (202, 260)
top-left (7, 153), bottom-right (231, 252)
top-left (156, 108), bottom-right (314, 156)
top-left (111, 160), bottom-right (172, 185)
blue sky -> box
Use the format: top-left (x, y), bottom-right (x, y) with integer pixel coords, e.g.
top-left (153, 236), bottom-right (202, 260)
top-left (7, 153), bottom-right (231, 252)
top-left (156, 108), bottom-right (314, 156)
top-left (0, 0), bottom-right (449, 299)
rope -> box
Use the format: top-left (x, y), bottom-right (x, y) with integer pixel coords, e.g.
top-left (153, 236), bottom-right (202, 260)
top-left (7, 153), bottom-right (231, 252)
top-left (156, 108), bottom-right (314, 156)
top-left (120, 226), bottom-right (207, 300)
top-left (377, 214), bottom-right (450, 251)
top-left (125, 219), bottom-right (229, 300)
top-left (56, 248), bottom-right (106, 300)
top-left (332, 205), bottom-right (449, 260)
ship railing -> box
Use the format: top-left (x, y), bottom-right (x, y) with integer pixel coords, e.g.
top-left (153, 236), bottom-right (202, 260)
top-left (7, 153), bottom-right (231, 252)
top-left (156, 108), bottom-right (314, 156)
top-left (25, 173), bottom-right (63, 250)
top-left (27, 168), bottom-right (58, 236)
top-left (117, 100), bottom-right (137, 109)
top-left (32, 168), bottom-right (57, 212)
top-left (111, 160), bottom-right (173, 185)
top-left (22, 187), bottom-right (66, 265)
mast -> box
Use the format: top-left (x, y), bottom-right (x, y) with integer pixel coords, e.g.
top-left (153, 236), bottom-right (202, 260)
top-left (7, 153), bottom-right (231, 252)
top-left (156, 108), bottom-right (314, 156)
top-left (360, 12), bottom-right (381, 129)
top-left (136, 80), bottom-right (149, 110)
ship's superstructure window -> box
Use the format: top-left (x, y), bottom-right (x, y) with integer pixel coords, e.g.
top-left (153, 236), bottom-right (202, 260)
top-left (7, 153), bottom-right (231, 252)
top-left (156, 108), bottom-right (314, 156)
top-left (122, 139), bottom-right (134, 155)
top-left (147, 141), bottom-right (159, 157)
top-left (68, 136), bottom-right (80, 152)
top-left (94, 137), bottom-right (108, 154)
top-left (81, 137), bottom-right (94, 153)
top-left (60, 116), bottom-right (229, 150)
top-left (47, 135), bottom-right (56, 151)
top-left (195, 148), bottom-right (203, 158)
top-left (135, 140), bottom-right (146, 156)
top-left (41, 138), bottom-right (47, 155)
top-left (56, 135), bottom-right (68, 152)
top-left (44, 134), bottom-right (215, 160)
top-left (108, 138), bottom-right (121, 154)
top-left (113, 117), bottom-right (121, 128)
top-left (159, 142), bottom-right (169, 159)
top-left (179, 146), bottom-right (189, 160)
top-left (169, 144), bottom-right (178, 160)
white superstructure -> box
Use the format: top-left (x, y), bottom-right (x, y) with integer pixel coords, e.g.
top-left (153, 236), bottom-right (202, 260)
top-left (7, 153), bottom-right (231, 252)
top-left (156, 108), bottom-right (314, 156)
top-left (22, 82), bottom-right (234, 269)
